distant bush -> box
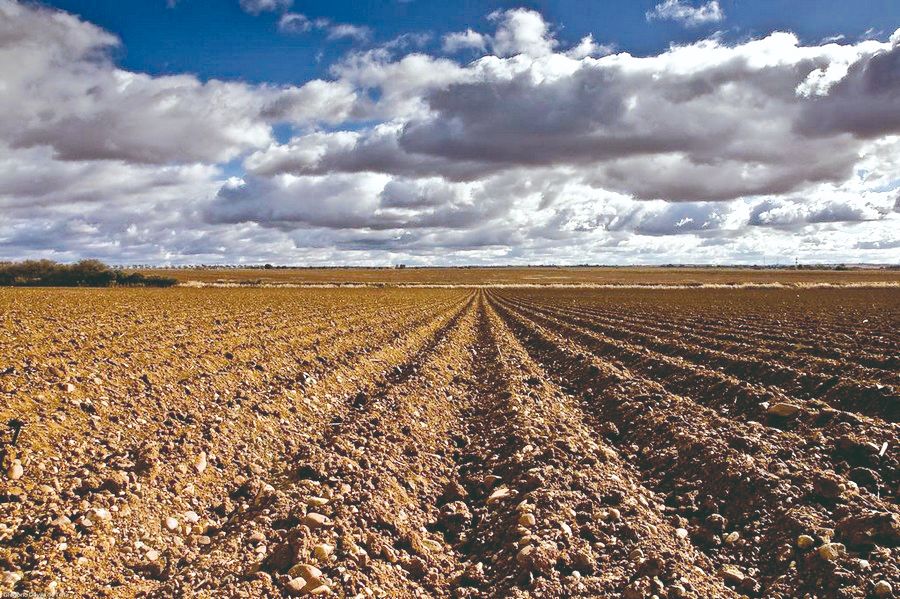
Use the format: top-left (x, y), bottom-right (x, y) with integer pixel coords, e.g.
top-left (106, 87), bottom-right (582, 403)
top-left (0, 260), bottom-right (177, 287)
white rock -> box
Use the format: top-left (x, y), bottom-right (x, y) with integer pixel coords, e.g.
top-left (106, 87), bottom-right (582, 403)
top-left (7, 460), bottom-right (23, 480)
top-left (194, 451), bottom-right (207, 474)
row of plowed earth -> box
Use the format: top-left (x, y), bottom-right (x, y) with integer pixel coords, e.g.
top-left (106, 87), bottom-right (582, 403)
top-left (514, 288), bottom-right (898, 372)
top-left (500, 288), bottom-right (899, 421)
top-left (0, 288), bottom-right (471, 597)
top-left (558, 304), bottom-right (899, 384)
top-left (493, 294), bottom-right (899, 496)
top-left (520, 297), bottom-right (899, 396)
top-left (487, 289), bottom-right (898, 599)
top-left (1, 286), bottom-right (896, 599)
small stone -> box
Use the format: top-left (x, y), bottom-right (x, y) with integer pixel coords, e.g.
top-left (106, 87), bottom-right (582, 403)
top-left (249, 531), bottom-right (266, 544)
top-left (718, 565), bottom-right (745, 586)
top-left (308, 496), bottom-right (329, 507)
top-left (518, 513), bottom-right (536, 527)
top-left (818, 543), bottom-right (845, 561)
top-left (873, 580), bottom-right (892, 597)
top-left (90, 507), bottom-right (112, 521)
top-left (61, 383), bottom-right (76, 393)
top-left (145, 549), bottom-right (161, 562)
top-left (608, 508), bottom-right (621, 521)
top-left (302, 513), bottom-right (331, 529)
top-left (313, 543), bottom-right (334, 560)
top-left (289, 563), bottom-right (323, 584)
top-left (675, 528), bottom-right (688, 540)
top-left (194, 451), bottom-right (207, 474)
top-left (306, 585), bottom-right (331, 595)
top-left (797, 534), bottom-right (816, 549)
top-left (724, 531), bottom-right (740, 544)
top-left (487, 487), bottom-right (511, 504)
top-left (184, 510), bottom-right (200, 524)
top-left (7, 460), bottom-right (23, 480)
top-left (284, 577), bottom-right (306, 596)
top-left (164, 517), bottom-right (179, 531)
top-left (767, 402), bottom-right (801, 417)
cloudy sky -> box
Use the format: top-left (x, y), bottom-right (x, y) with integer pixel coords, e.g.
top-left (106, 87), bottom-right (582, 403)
top-left (1, 0), bottom-right (899, 265)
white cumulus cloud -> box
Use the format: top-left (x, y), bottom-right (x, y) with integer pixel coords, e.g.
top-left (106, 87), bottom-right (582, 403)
top-left (646, 0), bottom-right (724, 27)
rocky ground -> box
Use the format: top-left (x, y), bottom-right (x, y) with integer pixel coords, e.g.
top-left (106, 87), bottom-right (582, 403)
top-left (0, 287), bottom-right (897, 598)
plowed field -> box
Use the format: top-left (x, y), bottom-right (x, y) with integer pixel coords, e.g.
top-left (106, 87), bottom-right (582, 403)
top-left (1, 287), bottom-right (897, 598)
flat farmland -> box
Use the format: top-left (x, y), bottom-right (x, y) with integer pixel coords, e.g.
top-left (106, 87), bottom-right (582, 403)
top-left (142, 266), bottom-right (900, 288)
top-left (0, 286), bottom-right (897, 598)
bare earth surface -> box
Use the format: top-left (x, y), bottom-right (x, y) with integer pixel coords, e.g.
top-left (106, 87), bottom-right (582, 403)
top-left (0, 286), bottom-right (897, 598)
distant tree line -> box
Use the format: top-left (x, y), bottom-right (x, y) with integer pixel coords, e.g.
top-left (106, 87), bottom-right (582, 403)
top-left (0, 260), bottom-right (177, 287)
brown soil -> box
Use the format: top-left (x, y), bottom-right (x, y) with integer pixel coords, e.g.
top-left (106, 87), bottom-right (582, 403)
top-left (0, 286), bottom-right (896, 598)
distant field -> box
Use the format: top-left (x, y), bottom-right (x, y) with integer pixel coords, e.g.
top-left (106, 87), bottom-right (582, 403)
top-left (141, 266), bottom-right (900, 287)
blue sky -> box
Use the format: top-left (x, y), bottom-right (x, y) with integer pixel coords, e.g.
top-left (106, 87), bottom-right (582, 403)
top-left (42, 0), bottom-right (900, 84)
top-left (1, 0), bottom-right (899, 265)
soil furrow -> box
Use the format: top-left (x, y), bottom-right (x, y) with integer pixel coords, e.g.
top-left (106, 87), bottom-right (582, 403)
top-left (507, 295), bottom-right (898, 422)
top-left (489, 291), bottom-right (900, 599)
top-left (144, 292), bottom-right (477, 597)
top-left (2, 290), bottom-right (471, 597)
top-left (504, 287), bottom-right (897, 370)
top-left (495, 293), bottom-right (900, 508)
top-left (540, 300), bottom-right (900, 385)
top-left (437, 293), bottom-right (737, 598)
